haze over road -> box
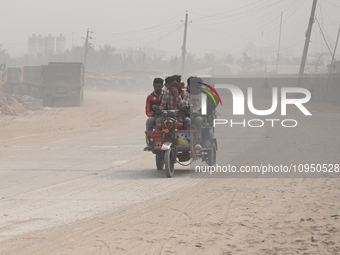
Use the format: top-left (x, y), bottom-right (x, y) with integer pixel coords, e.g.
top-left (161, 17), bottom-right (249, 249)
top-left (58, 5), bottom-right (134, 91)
top-left (1, 90), bottom-right (340, 254)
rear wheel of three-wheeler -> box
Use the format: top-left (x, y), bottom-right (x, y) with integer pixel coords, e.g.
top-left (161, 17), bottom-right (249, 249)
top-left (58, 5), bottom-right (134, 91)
top-left (207, 143), bottom-right (217, 166)
top-left (164, 147), bottom-right (175, 178)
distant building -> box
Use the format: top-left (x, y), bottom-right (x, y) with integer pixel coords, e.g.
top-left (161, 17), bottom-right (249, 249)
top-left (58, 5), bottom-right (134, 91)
top-left (45, 34), bottom-right (55, 53)
top-left (28, 34), bottom-right (65, 57)
top-left (38, 35), bottom-right (45, 53)
top-left (28, 34), bottom-right (39, 57)
top-left (56, 34), bottom-right (66, 53)
top-left (115, 46), bottom-right (166, 61)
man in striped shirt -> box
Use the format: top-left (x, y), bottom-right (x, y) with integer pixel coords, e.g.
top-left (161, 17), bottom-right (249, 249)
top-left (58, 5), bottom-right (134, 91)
top-left (155, 76), bottom-right (190, 130)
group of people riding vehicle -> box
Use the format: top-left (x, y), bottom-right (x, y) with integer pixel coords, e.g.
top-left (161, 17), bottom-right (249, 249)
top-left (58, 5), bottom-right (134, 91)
top-left (144, 75), bottom-right (219, 177)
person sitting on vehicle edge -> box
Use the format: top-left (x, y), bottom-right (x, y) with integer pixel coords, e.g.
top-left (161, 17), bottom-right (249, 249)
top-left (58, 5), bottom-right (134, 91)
top-left (155, 75), bottom-right (190, 131)
top-left (144, 77), bottom-right (164, 151)
top-left (187, 76), bottom-right (219, 150)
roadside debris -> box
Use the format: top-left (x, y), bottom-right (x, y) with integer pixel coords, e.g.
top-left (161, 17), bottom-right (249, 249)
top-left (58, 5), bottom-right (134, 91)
top-left (0, 92), bottom-right (42, 115)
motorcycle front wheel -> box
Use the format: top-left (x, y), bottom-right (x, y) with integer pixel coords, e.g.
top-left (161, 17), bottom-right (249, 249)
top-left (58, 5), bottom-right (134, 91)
top-left (155, 152), bottom-right (164, 170)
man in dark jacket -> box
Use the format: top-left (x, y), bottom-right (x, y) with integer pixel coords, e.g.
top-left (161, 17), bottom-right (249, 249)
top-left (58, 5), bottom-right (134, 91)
top-left (144, 78), bottom-right (164, 151)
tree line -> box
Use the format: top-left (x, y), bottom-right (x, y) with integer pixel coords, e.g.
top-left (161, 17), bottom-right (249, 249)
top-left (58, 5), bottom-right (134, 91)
top-left (0, 44), bottom-right (311, 76)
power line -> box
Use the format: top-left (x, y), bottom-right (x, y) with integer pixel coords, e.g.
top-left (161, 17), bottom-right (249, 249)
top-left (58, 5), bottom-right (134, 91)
top-left (315, 17), bottom-right (333, 55)
top-left (92, 24), bottom-right (184, 50)
top-left (94, 13), bottom-right (183, 37)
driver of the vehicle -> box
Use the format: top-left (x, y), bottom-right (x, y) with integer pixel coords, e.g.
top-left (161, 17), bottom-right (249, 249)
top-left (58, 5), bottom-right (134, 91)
top-left (155, 75), bottom-right (190, 130)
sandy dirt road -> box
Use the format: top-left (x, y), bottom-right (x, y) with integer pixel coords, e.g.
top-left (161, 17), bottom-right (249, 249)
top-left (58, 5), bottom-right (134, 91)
top-left (0, 91), bottom-right (205, 240)
top-left (1, 90), bottom-right (340, 254)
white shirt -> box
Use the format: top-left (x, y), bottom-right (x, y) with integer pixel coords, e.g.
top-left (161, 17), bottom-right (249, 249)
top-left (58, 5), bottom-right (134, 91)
top-left (190, 93), bottom-right (202, 114)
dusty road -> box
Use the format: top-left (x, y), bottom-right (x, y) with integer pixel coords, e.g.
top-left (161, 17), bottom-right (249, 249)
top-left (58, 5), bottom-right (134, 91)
top-left (1, 90), bottom-right (340, 254)
top-left (0, 91), bottom-right (204, 239)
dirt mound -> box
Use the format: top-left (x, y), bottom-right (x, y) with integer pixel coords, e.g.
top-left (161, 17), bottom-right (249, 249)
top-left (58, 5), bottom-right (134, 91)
top-left (0, 92), bottom-right (42, 115)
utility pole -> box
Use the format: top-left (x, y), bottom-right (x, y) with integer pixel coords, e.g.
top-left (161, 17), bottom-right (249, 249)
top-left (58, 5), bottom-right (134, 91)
top-left (330, 26), bottom-right (340, 73)
top-left (276, 12), bottom-right (283, 74)
top-left (325, 26), bottom-right (340, 101)
top-left (83, 28), bottom-right (92, 86)
top-left (315, 18), bottom-right (333, 56)
top-left (84, 28), bottom-right (90, 70)
top-left (181, 11), bottom-right (188, 77)
top-left (298, 0), bottom-right (317, 87)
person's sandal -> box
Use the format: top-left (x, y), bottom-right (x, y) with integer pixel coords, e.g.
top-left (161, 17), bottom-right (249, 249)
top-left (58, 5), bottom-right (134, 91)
top-left (143, 145), bottom-right (151, 151)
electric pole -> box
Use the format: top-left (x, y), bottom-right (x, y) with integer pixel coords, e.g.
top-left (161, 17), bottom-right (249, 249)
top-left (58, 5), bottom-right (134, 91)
top-left (181, 11), bottom-right (189, 77)
top-left (330, 26), bottom-right (340, 73)
top-left (83, 28), bottom-right (92, 86)
top-left (276, 12), bottom-right (283, 74)
top-left (84, 28), bottom-right (90, 70)
top-left (325, 26), bottom-right (340, 101)
top-left (298, 0), bottom-right (317, 87)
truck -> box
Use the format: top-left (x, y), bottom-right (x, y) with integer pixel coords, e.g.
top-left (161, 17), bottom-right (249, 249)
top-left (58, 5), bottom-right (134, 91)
top-left (23, 66), bottom-right (43, 98)
top-left (42, 62), bottom-right (84, 107)
top-left (3, 67), bottom-right (22, 94)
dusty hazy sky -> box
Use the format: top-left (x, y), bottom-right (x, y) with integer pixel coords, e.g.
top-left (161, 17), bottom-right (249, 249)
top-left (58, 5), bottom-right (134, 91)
top-left (1, 0), bottom-right (340, 60)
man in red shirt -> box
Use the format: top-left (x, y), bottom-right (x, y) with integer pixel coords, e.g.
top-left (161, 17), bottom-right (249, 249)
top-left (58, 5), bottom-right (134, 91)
top-left (144, 78), bottom-right (164, 151)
